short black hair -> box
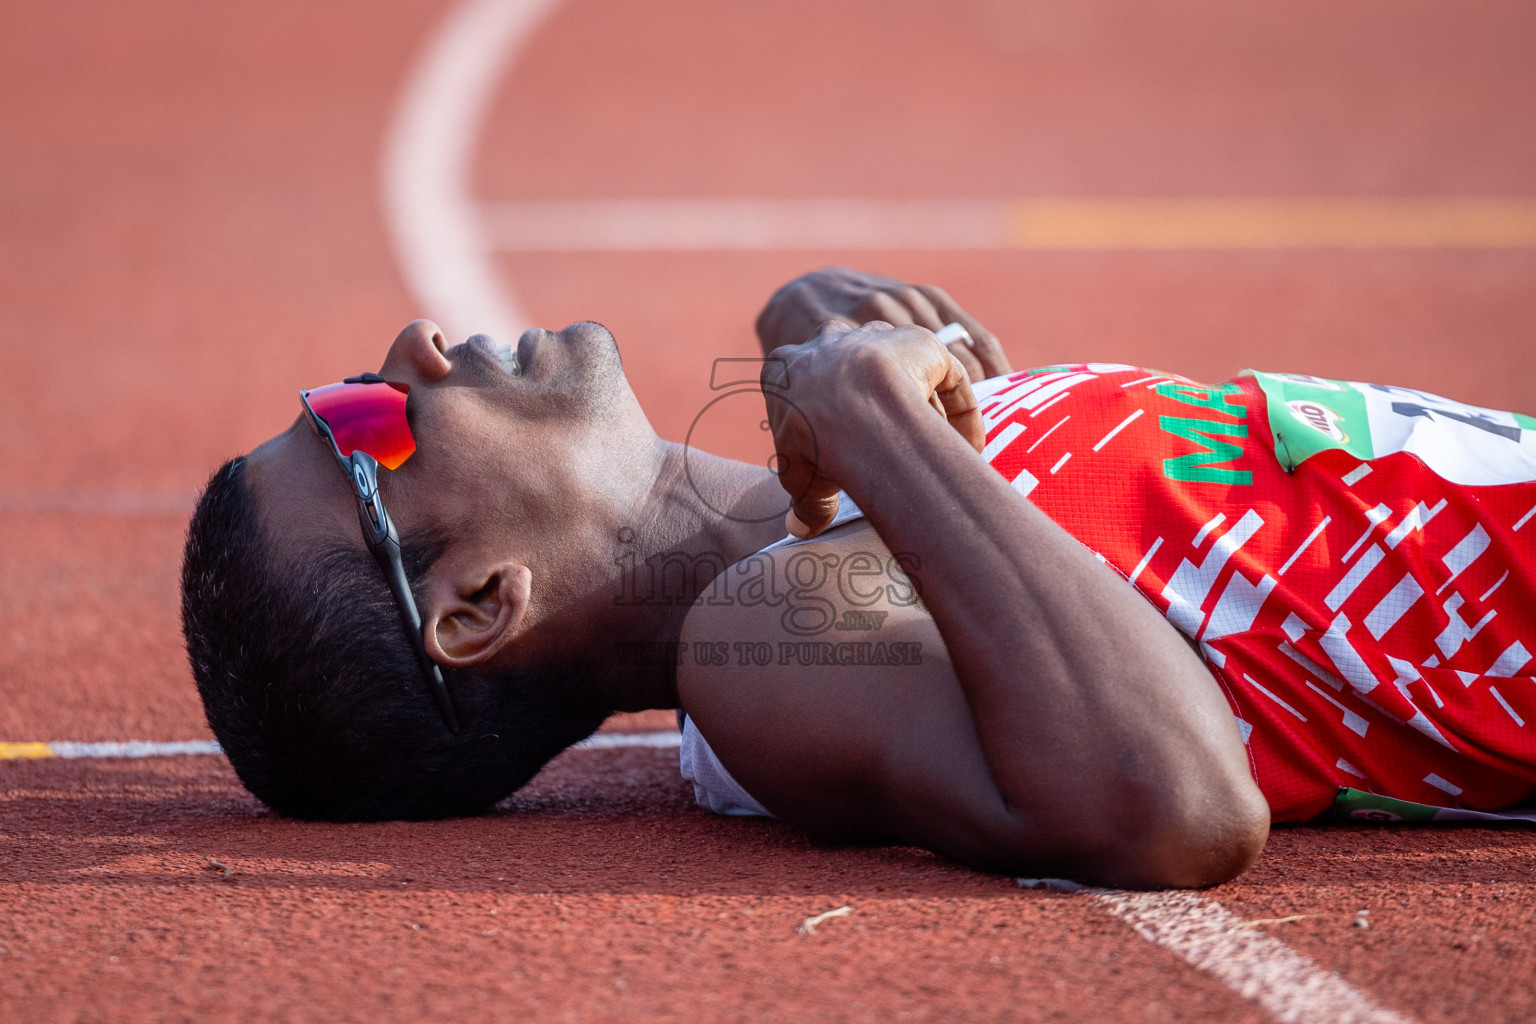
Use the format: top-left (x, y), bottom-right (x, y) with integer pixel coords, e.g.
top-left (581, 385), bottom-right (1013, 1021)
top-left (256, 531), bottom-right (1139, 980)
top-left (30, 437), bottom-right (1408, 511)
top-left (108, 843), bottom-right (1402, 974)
top-left (180, 457), bottom-right (608, 821)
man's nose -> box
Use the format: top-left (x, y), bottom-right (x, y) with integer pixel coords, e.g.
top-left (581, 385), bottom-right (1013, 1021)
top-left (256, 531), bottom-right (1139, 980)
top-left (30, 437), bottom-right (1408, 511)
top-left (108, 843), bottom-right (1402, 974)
top-left (381, 319), bottom-right (452, 383)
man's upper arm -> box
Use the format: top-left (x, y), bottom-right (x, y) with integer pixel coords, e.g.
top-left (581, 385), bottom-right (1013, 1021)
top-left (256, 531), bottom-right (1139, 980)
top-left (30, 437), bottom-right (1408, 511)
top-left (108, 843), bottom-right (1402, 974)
top-left (675, 530), bottom-right (1045, 868)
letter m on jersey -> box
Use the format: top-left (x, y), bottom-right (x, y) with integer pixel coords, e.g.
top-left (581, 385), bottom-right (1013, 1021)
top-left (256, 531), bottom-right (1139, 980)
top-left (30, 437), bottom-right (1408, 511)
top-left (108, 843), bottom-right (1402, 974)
top-left (1159, 416), bottom-right (1253, 485)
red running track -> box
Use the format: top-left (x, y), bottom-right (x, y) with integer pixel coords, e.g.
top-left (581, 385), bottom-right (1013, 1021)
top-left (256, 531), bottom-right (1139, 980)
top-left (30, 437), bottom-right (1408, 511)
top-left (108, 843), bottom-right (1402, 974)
top-left (2, 0), bottom-right (1534, 1020)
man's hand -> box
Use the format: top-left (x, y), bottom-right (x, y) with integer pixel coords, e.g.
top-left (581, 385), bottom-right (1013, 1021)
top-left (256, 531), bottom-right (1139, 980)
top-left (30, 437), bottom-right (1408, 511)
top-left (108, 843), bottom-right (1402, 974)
top-left (764, 320), bottom-right (983, 538)
top-left (755, 268), bottom-right (1013, 382)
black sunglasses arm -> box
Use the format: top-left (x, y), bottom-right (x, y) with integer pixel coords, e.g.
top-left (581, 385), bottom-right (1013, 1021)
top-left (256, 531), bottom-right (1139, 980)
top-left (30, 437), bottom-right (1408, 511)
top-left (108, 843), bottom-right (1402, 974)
top-left (348, 452), bottom-right (463, 734)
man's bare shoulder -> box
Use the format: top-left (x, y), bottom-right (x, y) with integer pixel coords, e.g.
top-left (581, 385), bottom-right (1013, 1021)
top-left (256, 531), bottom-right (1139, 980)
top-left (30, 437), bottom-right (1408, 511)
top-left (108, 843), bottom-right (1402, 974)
top-left (676, 521), bottom-right (1002, 841)
top-left (679, 517), bottom-right (932, 655)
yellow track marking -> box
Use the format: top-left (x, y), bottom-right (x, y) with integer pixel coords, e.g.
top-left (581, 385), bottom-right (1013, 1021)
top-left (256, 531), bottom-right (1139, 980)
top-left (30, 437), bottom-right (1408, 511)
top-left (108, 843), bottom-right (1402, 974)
top-left (0, 742), bottom-right (57, 760)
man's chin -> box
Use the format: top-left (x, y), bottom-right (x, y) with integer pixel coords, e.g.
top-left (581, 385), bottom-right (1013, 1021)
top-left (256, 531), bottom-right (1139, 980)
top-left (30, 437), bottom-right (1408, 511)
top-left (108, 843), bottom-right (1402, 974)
top-left (561, 320), bottom-right (622, 367)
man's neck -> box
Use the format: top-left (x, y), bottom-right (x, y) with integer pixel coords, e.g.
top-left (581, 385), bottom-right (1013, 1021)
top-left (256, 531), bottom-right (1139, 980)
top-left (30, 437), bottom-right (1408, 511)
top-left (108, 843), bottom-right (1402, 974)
top-left (566, 440), bottom-right (785, 711)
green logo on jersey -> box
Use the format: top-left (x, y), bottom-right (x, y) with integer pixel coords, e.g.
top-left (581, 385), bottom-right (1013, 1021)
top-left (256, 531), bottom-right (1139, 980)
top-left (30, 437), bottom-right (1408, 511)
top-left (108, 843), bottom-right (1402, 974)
top-left (1159, 417), bottom-right (1253, 485)
top-left (1245, 371), bottom-right (1375, 471)
top-left (1155, 381), bottom-right (1253, 485)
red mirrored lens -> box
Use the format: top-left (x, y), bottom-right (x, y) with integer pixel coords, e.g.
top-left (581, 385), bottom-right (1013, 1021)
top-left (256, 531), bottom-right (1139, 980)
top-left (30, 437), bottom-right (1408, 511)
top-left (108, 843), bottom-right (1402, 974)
top-left (305, 380), bottom-right (416, 470)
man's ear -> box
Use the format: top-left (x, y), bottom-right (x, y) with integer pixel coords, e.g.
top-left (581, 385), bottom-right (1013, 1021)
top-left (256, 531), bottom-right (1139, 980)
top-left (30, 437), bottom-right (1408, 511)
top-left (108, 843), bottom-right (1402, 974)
top-left (421, 561), bottom-right (533, 669)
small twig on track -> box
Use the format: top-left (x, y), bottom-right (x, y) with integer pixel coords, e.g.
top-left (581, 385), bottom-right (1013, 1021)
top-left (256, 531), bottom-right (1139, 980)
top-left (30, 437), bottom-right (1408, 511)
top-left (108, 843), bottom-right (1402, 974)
top-left (206, 858), bottom-right (233, 879)
top-left (1224, 913), bottom-right (1326, 934)
top-left (796, 905), bottom-right (852, 936)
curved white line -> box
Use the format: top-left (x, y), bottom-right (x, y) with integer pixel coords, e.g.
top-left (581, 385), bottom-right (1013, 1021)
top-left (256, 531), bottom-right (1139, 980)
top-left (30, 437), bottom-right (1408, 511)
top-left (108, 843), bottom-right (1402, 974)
top-left (382, 0), bottom-right (562, 342)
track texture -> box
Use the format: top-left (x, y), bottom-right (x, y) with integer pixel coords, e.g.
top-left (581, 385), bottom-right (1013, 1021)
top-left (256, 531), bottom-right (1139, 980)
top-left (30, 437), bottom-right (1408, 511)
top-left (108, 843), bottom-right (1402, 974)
top-left (2, 0), bottom-right (1533, 1020)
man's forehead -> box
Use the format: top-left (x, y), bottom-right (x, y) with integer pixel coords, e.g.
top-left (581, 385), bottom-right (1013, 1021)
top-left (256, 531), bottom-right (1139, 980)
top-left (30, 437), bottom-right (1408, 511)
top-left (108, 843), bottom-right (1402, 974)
top-left (244, 415), bottom-right (361, 561)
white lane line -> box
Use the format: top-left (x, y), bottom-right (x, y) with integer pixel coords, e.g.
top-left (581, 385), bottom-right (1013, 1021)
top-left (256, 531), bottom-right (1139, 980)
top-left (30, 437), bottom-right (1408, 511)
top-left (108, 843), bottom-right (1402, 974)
top-left (54, 740), bottom-right (222, 758)
top-left (0, 732), bottom-right (682, 760)
top-left (482, 198), bottom-right (1536, 251)
top-left (0, 492), bottom-right (195, 515)
top-left (383, 0), bottom-right (561, 343)
top-left (573, 731), bottom-right (683, 750)
top-left (1092, 890), bottom-right (1417, 1024)
top-left (386, 6), bottom-right (1536, 343)
top-left (483, 198), bottom-right (1008, 251)
top-left (0, 740), bottom-right (224, 760)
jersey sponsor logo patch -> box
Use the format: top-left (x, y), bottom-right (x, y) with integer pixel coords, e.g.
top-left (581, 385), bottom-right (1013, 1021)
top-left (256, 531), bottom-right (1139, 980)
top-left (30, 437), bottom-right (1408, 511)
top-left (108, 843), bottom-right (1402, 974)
top-left (1286, 399), bottom-right (1350, 443)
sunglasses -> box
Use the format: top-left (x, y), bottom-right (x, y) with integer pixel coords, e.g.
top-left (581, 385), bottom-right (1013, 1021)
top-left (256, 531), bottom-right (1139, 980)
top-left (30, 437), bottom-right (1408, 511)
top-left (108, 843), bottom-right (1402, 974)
top-left (300, 373), bottom-right (461, 733)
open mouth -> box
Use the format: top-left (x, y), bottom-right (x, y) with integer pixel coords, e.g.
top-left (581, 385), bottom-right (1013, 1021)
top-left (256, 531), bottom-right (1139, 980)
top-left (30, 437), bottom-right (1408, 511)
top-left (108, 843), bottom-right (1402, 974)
top-left (467, 333), bottom-right (523, 376)
top-left (489, 337), bottom-right (521, 375)
top-left (467, 327), bottom-right (560, 380)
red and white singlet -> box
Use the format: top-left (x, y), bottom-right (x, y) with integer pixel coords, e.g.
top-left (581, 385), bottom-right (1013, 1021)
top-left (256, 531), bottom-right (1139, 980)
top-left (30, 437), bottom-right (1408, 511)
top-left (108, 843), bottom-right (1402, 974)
top-left (973, 364), bottom-right (1536, 821)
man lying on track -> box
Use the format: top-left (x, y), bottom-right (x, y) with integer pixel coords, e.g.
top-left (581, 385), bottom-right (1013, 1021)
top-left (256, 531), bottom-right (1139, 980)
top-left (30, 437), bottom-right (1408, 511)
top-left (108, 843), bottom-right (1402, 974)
top-left (181, 267), bottom-right (1536, 889)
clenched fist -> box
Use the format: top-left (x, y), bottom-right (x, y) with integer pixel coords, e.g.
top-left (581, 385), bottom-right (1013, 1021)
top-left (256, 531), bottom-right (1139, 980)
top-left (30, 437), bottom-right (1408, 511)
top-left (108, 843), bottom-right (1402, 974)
top-left (762, 320), bottom-right (984, 539)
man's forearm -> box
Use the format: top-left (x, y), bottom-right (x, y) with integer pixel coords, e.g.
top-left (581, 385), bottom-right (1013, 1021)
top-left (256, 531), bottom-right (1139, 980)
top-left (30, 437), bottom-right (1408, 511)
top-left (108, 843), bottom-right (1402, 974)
top-left (839, 386), bottom-right (1260, 878)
